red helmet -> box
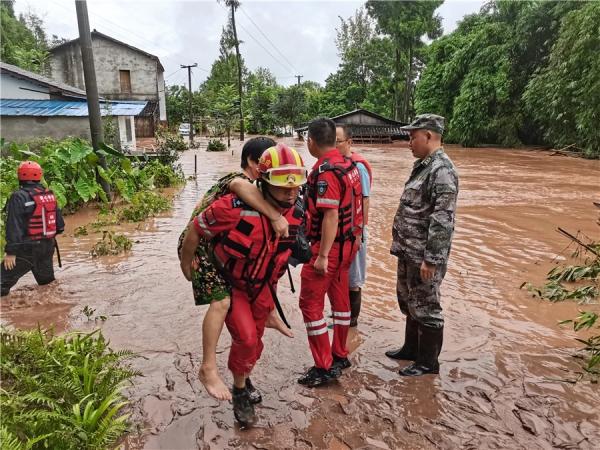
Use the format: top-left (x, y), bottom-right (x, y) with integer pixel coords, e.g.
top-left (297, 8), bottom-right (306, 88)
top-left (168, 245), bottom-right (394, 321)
top-left (18, 161), bottom-right (43, 181)
top-left (258, 144), bottom-right (307, 188)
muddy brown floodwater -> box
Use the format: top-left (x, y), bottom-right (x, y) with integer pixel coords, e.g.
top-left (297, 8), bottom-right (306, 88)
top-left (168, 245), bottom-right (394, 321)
top-left (2, 140), bottom-right (599, 449)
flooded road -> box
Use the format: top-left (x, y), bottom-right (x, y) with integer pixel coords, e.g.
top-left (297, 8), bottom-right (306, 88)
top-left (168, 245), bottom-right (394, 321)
top-left (2, 140), bottom-right (599, 449)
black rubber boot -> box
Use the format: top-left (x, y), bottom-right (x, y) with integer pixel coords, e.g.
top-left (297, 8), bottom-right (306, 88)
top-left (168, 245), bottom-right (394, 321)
top-left (349, 289), bottom-right (361, 327)
top-left (232, 386), bottom-right (256, 426)
top-left (399, 326), bottom-right (443, 377)
top-left (245, 378), bottom-right (262, 404)
top-left (385, 315), bottom-right (419, 361)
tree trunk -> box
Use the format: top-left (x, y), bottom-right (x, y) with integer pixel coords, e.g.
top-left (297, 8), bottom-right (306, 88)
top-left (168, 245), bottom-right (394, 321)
top-left (404, 42), bottom-right (413, 122)
top-left (230, 4), bottom-right (244, 141)
top-left (394, 37), bottom-right (401, 121)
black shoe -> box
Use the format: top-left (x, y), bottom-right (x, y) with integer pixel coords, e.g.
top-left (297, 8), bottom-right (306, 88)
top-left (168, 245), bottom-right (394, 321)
top-left (398, 325), bottom-right (443, 377)
top-left (385, 315), bottom-right (418, 361)
top-left (232, 386), bottom-right (256, 426)
top-left (245, 378), bottom-right (262, 404)
top-left (298, 366), bottom-right (335, 387)
top-left (332, 354), bottom-right (351, 371)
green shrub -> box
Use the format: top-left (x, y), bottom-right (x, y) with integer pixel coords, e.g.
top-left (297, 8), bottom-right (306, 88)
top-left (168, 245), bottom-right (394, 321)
top-left (207, 139), bottom-right (227, 152)
top-left (140, 160), bottom-right (184, 188)
top-left (118, 191), bottom-right (171, 222)
top-left (90, 231), bottom-right (133, 257)
top-left (0, 328), bottom-right (138, 449)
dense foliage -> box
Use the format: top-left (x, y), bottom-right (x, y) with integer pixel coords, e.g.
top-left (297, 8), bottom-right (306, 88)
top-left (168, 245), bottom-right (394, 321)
top-left (0, 0), bottom-right (48, 73)
top-left (0, 328), bottom-right (138, 449)
top-left (414, 0), bottom-right (598, 156)
top-left (0, 138), bottom-right (183, 255)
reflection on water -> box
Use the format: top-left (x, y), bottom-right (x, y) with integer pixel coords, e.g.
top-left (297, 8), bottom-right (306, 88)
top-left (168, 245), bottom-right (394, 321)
top-left (2, 140), bottom-right (599, 449)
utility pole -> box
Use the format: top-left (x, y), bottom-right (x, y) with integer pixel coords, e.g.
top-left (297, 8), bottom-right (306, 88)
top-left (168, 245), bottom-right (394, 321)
top-left (295, 75), bottom-right (303, 86)
top-left (229, 0), bottom-right (244, 141)
top-left (180, 63), bottom-right (197, 146)
top-left (75, 0), bottom-right (110, 197)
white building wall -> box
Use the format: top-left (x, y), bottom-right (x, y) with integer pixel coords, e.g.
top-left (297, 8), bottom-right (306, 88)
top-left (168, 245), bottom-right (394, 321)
top-left (0, 74), bottom-right (50, 100)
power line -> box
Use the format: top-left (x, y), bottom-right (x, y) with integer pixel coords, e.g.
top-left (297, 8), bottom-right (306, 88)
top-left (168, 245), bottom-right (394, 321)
top-left (238, 6), bottom-right (298, 74)
top-left (216, 2), bottom-right (295, 77)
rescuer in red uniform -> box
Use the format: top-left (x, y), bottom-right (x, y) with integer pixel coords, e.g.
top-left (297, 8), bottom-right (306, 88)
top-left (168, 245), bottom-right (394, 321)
top-left (180, 144), bottom-right (307, 426)
top-left (298, 118), bottom-right (363, 387)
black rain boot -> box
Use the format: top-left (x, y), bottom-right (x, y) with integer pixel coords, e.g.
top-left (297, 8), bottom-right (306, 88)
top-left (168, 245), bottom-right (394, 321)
top-left (399, 325), bottom-right (443, 377)
top-left (232, 386), bottom-right (256, 426)
top-left (385, 315), bottom-right (419, 361)
top-left (245, 378), bottom-right (262, 404)
top-left (349, 289), bottom-right (361, 327)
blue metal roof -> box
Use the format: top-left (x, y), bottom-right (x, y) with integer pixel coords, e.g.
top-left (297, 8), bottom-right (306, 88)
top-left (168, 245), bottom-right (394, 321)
top-left (0, 99), bottom-right (148, 117)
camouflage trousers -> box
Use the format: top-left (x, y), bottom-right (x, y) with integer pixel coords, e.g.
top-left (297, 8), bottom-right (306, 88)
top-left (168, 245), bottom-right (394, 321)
top-left (396, 256), bottom-right (446, 329)
top-left (177, 229), bottom-right (230, 306)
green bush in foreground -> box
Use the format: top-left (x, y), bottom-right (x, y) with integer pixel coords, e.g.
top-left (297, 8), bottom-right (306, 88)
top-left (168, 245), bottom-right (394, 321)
top-left (0, 328), bottom-right (138, 450)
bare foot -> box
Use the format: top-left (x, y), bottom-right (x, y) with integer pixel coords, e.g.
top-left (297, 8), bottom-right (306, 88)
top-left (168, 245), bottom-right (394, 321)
top-left (265, 310), bottom-right (294, 338)
top-left (199, 365), bottom-right (231, 401)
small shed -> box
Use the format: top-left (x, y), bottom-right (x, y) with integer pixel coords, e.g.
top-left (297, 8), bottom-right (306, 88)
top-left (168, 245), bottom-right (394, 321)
top-left (296, 108), bottom-right (408, 143)
top-left (0, 99), bottom-right (147, 150)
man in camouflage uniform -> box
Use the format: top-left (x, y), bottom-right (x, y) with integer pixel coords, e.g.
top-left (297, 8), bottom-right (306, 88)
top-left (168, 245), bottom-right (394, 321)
top-left (386, 114), bottom-right (459, 377)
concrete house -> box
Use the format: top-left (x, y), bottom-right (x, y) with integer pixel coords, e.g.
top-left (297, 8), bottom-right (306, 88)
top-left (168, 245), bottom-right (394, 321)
top-left (48, 30), bottom-right (166, 137)
top-left (0, 61), bottom-right (146, 149)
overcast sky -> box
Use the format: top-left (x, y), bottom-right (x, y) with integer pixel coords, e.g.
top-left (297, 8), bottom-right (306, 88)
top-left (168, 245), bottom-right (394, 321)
top-left (15, 0), bottom-right (485, 89)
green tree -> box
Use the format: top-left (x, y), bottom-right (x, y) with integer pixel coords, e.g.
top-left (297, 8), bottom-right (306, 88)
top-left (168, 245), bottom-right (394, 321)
top-left (246, 67), bottom-right (279, 133)
top-left (212, 84), bottom-right (238, 146)
top-left (271, 85), bottom-right (307, 132)
top-left (523, 1), bottom-right (600, 158)
top-left (1, 1), bottom-right (49, 73)
top-left (366, 0), bottom-right (443, 121)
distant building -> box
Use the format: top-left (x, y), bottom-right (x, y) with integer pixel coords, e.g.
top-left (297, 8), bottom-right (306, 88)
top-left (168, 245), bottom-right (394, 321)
top-left (0, 62), bottom-right (146, 149)
top-left (296, 108), bottom-right (408, 143)
top-left (48, 30), bottom-right (166, 137)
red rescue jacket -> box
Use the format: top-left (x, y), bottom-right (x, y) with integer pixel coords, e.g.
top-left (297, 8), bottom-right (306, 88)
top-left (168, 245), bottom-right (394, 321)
top-left (23, 186), bottom-right (57, 240)
top-left (200, 195), bottom-right (304, 298)
top-left (306, 151), bottom-right (363, 244)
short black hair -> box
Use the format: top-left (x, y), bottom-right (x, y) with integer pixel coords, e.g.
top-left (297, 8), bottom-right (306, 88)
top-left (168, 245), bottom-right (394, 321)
top-left (308, 118), bottom-right (336, 148)
top-left (336, 123), bottom-right (352, 139)
top-left (240, 137), bottom-right (276, 169)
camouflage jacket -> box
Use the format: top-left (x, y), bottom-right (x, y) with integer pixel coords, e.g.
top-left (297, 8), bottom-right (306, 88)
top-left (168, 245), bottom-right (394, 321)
top-left (390, 148), bottom-right (459, 265)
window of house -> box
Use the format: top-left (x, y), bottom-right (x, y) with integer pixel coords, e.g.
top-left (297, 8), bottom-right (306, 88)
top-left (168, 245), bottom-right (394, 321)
top-left (119, 70), bottom-right (131, 93)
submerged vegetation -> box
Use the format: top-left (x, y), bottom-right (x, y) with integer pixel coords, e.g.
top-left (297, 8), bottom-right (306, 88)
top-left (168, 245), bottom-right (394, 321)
top-left (522, 221), bottom-right (599, 380)
top-left (560, 311), bottom-right (600, 379)
top-left (0, 328), bottom-right (138, 449)
top-left (90, 231), bottom-right (133, 257)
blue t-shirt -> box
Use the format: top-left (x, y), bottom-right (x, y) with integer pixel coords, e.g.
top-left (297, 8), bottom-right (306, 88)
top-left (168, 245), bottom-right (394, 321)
top-left (356, 162), bottom-right (370, 197)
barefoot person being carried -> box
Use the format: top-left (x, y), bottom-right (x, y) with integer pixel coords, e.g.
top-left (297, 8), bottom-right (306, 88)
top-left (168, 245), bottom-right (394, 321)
top-left (181, 143), bottom-right (307, 426)
top-left (178, 137), bottom-right (293, 401)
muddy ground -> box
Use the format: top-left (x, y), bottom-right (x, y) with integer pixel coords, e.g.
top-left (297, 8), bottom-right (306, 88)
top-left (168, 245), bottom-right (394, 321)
top-left (2, 139), bottom-right (599, 449)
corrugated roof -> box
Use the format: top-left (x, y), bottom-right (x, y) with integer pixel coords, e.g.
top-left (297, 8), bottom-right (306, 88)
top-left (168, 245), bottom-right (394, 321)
top-left (0, 62), bottom-right (87, 98)
top-left (0, 99), bottom-right (148, 117)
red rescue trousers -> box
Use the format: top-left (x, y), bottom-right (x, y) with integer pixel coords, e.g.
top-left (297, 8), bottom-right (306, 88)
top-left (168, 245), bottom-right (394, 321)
top-left (226, 286), bottom-right (274, 375)
top-left (299, 240), bottom-right (358, 369)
